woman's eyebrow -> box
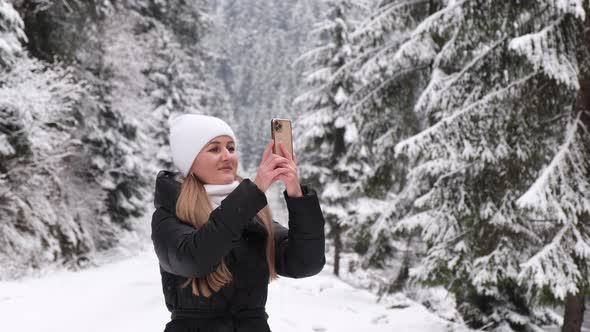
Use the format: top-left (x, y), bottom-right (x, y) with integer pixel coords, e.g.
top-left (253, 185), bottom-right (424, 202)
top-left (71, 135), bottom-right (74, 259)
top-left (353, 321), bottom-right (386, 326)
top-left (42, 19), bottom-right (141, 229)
top-left (208, 140), bottom-right (235, 145)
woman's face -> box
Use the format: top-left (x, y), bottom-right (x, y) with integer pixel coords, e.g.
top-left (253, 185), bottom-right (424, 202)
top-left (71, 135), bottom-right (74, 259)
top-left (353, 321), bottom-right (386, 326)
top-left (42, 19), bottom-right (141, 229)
top-left (190, 135), bottom-right (238, 185)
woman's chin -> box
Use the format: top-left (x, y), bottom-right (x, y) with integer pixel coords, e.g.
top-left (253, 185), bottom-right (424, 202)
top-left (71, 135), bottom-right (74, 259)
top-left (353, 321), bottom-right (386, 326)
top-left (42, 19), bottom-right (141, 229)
top-left (217, 173), bottom-right (235, 183)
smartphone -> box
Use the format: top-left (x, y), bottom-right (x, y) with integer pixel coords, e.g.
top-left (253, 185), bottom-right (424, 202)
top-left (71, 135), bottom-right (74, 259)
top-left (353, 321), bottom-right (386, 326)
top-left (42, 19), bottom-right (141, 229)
top-left (271, 118), bottom-right (294, 158)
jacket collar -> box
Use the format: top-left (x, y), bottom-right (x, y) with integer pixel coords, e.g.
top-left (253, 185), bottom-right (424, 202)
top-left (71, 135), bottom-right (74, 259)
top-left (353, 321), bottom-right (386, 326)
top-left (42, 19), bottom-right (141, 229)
top-left (154, 170), bottom-right (182, 213)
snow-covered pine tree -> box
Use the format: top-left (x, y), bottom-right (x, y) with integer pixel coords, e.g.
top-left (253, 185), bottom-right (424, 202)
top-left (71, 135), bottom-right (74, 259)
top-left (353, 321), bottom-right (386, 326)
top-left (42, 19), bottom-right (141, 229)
top-left (0, 0), bottom-right (26, 67)
top-left (337, 0), bottom-right (435, 287)
top-left (103, 0), bottom-right (231, 172)
top-left (0, 54), bottom-right (85, 278)
top-left (150, 0), bottom-right (232, 124)
top-left (513, 2), bottom-right (590, 330)
top-left (391, 0), bottom-right (589, 330)
top-left (80, 0), bottom-right (231, 236)
top-left (65, 2), bottom-right (150, 237)
top-left (292, 0), bottom-right (364, 276)
top-left (343, 0), bottom-right (434, 193)
top-left (12, 0), bottom-right (150, 248)
top-left (0, 0), bottom-right (231, 279)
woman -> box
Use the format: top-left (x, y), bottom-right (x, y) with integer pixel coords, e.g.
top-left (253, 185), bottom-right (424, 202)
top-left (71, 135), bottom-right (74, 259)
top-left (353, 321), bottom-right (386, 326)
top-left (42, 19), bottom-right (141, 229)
top-left (151, 114), bottom-right (326, 332)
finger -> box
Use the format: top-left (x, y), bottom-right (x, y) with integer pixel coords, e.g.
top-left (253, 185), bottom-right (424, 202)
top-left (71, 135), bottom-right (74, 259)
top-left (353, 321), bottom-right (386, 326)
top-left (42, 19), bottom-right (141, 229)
top-left (262, 151), bottom-right (278, 167)
top-left (260, 140), bottom-right (273, 165)
top-left (272, 165), bottom-right (295, 180)
top-left (269, 163), bottom-right (293, 176)
top-left (278, 162), bottom-right (295, 173)
top-left (276, 172), bottom-right (295, 185)
top-left (270, 166), bottom-right (290, 179)
top-left (272, 173), bottom-right (286, 182)
top-left (269, 149), bottom-right (296, 172)
top-left (278, 172), bottom-right (293, 180)
top-left (278, 142), bottom-right (293, 161)
top-left (260, 139), bottom-right (273, 165)
top-left (276, 169), bottom-right (295, 180)
top-left (263, 154), bottom-right (290, 169)
top-left (271, 172), bottom-right (288, 184)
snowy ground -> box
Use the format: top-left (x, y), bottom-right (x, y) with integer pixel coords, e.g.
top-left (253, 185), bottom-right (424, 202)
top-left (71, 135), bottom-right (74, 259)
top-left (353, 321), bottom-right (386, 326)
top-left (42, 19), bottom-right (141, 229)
top-left (0, 182), bottom-right (581, 332)
top-left (0, 248), bottom-right (470, 332)
top-left (0, 182), bottom-right (470, 332)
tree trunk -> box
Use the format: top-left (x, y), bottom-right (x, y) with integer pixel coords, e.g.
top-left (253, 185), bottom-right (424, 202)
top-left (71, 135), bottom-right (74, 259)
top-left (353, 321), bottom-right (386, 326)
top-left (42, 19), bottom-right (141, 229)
top-left (333, 222), bottom-right (341, 276)
top-left (563, 7), bottom-right (590, 330)
top-left (562, 290), bottom-right (586, 332)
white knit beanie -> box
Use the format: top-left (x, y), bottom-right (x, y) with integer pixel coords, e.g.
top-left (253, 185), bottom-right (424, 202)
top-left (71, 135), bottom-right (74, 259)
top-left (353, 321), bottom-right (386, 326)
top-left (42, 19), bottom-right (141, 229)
top-left (169, 114), bottom-right (237, 177)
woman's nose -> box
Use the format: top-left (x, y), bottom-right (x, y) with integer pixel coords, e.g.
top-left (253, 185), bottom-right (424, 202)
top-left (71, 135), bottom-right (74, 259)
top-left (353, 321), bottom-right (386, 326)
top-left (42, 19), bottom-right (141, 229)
top-left (221, 147), bottom-right (231, 160)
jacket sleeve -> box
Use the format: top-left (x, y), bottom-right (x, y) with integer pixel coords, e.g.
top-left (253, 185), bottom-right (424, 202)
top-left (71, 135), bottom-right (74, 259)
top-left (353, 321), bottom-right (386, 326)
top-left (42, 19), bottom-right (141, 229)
top-left (151, 178), bottom-right (268, 278)
top-left (274, 184), bottom-right (326, 278)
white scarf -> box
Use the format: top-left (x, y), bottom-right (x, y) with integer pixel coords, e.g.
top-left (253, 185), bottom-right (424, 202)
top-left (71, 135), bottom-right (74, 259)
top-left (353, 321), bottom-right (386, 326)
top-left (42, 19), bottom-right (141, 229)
top-left (203, 180), bottom-right (240, 208)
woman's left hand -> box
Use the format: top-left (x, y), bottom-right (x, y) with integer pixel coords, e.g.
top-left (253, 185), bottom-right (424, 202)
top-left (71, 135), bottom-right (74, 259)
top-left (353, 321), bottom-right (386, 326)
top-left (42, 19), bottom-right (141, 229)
top-left (276, 142), bottom-right (303, 197)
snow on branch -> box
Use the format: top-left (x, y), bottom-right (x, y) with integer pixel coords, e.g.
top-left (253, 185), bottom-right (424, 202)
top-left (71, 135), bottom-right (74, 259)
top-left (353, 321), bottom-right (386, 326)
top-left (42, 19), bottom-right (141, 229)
top-left (548, 0), bottom-right (586, 19)
top-left (309, 20), bottom-right (339, 38)
top-left (472, 238), bottom-right (520, 295)
top-left (343, 36), bottom-right (436, 113)
top-left (394, 210), bottom-right (438, 235)
top-left (518, 110), bottom-right (590, 297)
top-left (416, 37), bottom-right (507, 116)
top-left (0, 0), bottom-right (27, 66)
top-left (412, 0), bottom-right (469, 37)
top-left (293, 107), bottom-right (333, 143)
top-left (407, 215), bottom-right (467, 281)
top-left (292, 84), bottom-right (330, 108)
top-left (509, 17), bottom-right (579, 90)
top-left (518, 224), bottom-right (582, 300)
top-left (357, 29), bottom-right (417, 78)
top-left (293, 44), bottom-right (335, 68)
top-left (303, 67), bottom-right (335, 86)
top-left (395, 73), bottom-right (536, 161)
top-left (517, 113), bottom-right (590, 224)
top-left (352, 0), bottom-right (430, 40)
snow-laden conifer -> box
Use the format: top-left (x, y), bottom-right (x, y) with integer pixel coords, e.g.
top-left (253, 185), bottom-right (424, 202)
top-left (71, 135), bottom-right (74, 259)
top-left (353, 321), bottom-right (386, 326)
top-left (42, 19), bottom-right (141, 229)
top-left (0, 0), bottom-right (26, 67)
top-left (293, 0), bottom-right (366, 276)
top-left (390, 0), bottom-right (589, 330)
top-left (0, 57), bottom-right (85, 279)
top-left (340, 0), bottom-right (436, 285)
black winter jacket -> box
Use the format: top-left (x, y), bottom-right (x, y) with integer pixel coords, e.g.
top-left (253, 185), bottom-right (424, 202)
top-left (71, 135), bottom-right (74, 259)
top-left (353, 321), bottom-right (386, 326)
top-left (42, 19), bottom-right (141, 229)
top-left (151, 170), bottom-right (326, 332)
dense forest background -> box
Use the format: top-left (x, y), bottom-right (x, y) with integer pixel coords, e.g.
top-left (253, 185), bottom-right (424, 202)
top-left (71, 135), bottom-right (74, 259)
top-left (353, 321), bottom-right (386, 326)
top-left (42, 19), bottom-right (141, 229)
top-left (1, 0), bottom-right (589, 331)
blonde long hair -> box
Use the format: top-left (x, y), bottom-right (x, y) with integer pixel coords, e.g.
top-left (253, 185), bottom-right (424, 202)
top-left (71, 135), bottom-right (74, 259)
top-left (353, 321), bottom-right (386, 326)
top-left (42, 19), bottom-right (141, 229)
top-left (175, 173), bottom-right (278, 297)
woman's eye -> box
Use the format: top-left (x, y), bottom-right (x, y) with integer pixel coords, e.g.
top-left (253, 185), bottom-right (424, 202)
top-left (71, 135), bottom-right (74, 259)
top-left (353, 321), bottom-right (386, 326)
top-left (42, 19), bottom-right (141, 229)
top-left (209, 146), bottom-right (235, 152)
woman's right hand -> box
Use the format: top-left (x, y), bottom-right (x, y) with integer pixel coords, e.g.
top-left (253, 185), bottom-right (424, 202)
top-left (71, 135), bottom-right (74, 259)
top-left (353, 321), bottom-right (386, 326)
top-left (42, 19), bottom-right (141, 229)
top-left (253, 140), bottom-right (292, 193)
